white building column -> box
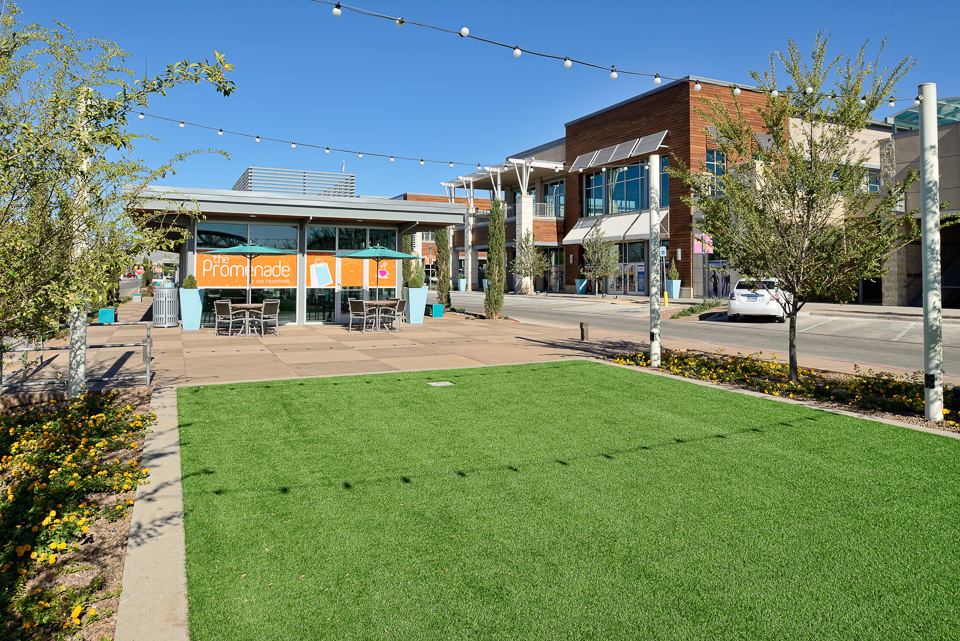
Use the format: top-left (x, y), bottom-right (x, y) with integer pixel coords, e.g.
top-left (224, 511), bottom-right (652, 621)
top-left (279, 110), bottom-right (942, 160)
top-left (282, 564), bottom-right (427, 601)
top-left (515, 194), bottom-right (534, 293)
top-left (464, 208), bottom-right (476, 291)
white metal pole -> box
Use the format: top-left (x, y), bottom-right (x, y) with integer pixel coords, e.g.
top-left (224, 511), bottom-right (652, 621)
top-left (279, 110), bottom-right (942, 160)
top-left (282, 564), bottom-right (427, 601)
top-left (67, 90), bottom-right (89, 398)
top-left (648, 155), bottom-right (661, 367)
top-left (919, 82), bottom-right (943, 421)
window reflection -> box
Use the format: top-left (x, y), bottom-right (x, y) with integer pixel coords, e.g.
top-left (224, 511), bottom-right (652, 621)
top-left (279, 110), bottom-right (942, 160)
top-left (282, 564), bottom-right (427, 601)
top-left (197, 223), bottom-right (247, 249)
top-left (338, 228), bottom-right (367, 250)
top-left (369, 229), bottom-right (396, 249)
top-left (307, 226), bottom-right (336, 251)
top-left (249, 224), bottom-right (297, 250)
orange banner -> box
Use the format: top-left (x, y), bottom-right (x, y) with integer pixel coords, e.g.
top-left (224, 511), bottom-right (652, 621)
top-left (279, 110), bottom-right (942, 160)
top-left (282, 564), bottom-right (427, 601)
top-left (307, 255), bottom-right (336, 288)
top-left (340, 258), bottom-right (364, 287)
top-left (197, 253), bottom-right (298, 288)
top-left (367, 259), bottom-right (398, 288)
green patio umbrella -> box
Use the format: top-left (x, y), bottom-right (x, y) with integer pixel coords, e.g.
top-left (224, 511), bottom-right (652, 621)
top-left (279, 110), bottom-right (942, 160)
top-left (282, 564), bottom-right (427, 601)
top-left (337, 245), bottom-right (422, 299)
top-left (205, 243), bottom-right (298, 303)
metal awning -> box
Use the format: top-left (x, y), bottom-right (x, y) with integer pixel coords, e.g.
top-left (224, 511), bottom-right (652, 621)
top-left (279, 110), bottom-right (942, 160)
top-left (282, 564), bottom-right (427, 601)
top-left (568, 131), bottom-right (668, 172)
top-left (562, 212), bottom-right (653, 245)
top-left (890, 96), bottom-right (960, 130)
top-left (706, 127), bottom-right (775, 150)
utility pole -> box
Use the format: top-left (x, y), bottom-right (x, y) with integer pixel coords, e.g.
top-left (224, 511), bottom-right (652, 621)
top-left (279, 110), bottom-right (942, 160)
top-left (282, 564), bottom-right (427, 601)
top-left (648, 155), bottom-right (661, 367)
top-left (919, 82), bottom-right (943, 421)
top-left (67, 89), bottom-right (90, 398)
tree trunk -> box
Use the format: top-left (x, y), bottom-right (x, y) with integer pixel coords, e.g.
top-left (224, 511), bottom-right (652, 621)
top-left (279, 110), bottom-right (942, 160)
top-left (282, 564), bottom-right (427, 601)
top-left (788, 312), bottom-right (799, 383)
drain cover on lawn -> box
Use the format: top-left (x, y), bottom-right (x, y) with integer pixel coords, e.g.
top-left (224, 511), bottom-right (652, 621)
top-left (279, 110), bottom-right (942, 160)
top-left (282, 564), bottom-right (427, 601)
top-left (427, 381), bottom-right (454, 387)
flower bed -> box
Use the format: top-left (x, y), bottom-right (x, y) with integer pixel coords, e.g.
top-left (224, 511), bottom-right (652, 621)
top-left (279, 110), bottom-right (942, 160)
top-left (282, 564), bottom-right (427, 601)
top-left (0, 392), bottom-right (154, 638)
top-left (613, 349), bottom-right (955, 425)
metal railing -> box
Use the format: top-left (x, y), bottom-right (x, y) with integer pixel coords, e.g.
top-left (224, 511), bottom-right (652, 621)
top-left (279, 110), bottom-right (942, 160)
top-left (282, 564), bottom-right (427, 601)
top-left (1, 321), bottom-right (152, 393)
top-left (534, 202), bottom-right (564, 218)
top-left (232, 167), bottom-right (357, 197)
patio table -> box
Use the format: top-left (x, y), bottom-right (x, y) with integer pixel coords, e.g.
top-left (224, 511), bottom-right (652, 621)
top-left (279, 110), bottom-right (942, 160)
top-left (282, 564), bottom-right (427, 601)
top-left (363, 300), bottom-right (398, 332)
top-left (231, 303), bottom-right (264, 337)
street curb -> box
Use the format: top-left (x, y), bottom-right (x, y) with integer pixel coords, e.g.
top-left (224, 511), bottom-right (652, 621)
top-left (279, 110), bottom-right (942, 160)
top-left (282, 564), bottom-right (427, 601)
top-left (114, 387), bottom-right (189, 641)
top-left (807, 310), bottom-right (960, 324)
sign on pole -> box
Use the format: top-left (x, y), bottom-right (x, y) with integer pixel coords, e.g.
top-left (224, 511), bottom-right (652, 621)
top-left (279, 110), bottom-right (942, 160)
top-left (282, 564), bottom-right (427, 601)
top-left (135, 266), bottom-right (144, 276)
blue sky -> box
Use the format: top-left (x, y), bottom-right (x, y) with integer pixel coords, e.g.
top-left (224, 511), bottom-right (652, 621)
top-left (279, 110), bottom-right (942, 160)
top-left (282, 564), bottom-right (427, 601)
top-left (27, 0), bottom-right (960, 198)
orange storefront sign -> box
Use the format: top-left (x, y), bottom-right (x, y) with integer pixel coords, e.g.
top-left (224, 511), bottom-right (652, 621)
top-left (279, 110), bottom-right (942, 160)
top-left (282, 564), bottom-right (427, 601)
top-left (197, 252), bottom-right (298, 288)
top-left (367, 260), bottom-right (398, 287)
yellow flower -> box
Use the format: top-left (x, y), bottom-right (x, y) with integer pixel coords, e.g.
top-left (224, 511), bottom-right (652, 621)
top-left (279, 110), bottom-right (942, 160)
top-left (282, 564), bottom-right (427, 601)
top-left (88, 607), bottom-right (96, 616)
top-left (48, 554), bottom-right (56, 564)
top-left (71, 605), bottom-right (83, 619)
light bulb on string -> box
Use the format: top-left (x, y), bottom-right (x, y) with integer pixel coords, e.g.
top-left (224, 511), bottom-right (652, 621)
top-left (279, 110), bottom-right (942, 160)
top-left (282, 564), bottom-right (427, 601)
top-left (459, 27), bottom-right (469, 37)
top-left (390, 156), bottom-right (395, 162)
top-left (805, 86), bottom-right (813, 94)
top-left (291, 142), bottom-right (296, 149)
top-left (179, 121), bottom-right (185, 128)
top-left (693, 81), bottom-right (701, 91)
top-left (859, 95), bottom-right (867, 106)
top-left (564, 57), bottom-right (572, 68)
top-left (255, 136), bottom-right (260, 143)
top-left (610, 66), bottom-right (618, 80)
top-left (733, 85), bottom-right (741, 96)
top-left (477, 163), bottom-right (482, 170)
top-left (654, 73), bottom-right (661, 85)
top-left (218, 128), bottom-right (223, 136)
top-left (914, 95), bottom-right (922, 106)
top-left (358, 152), bottom-right (363, 158)
top-left (325, 147), bottom-right (330, 154)
top-left (771, 90), bottom-right (779, 98)
top-left (513, 46), bottom-right (522, 58)
top-left (395, 17), bottom-right (404, 26)
top-left (420, 159), bottom-right (424, 166)
top-left (449, 161), bottom-right (454, 168)
top-left (332, 3), bottom-right (341, 17)
top-left (830, 90), bottom-right (837, 100)
top-left (889, 97), bottom-right (896, 108)
top-left (138, 112), bottom-right (144, 120)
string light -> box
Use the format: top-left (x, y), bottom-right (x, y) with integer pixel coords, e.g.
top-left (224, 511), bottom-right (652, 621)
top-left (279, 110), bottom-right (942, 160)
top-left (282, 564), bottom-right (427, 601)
top-left (889, 98), bottom-right (896, 108)
top-left (477, 163), bottom-right (481, 170)
top-left (218, 128), bottom-right (223, 136)
top-left (449, 161), bottom-right (453, 167)
top-left (390, 155), bottom-right (394, 162)
top-left (420, 159), bottom-right (424, 165)
top-left (325, 147), bottom-right (330, 153)
top-left (138, 112), bottom-right (144, 120)
top-left (311, 0), bottom-right (921, 106)
top-left (179, 121), bottom-right (185, 128)
top-left (914, 95), bottom-right (922, 105)
top-left (733, 85), bottom-right (741, 96)
top-left (291, 142), bottom-right (296, 149)
top-left (255, 135), bottom-right (260, 142)
top-left (610, 66), bottom-right (618, 80)
top-left (358, 151), bottom-right (363, 158)
top-left (859, 95), bottom-right (867, 106)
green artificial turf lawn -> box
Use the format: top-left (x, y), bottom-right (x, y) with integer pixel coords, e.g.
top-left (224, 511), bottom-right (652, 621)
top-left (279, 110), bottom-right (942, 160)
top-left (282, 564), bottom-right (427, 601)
top-left (177, 361), bottom-right (960, 640)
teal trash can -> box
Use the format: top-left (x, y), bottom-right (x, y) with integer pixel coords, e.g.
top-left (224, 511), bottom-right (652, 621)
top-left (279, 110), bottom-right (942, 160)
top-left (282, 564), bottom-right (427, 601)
top-left (98, 308), bottom-right (116, 323)
top-left (429, 304), bottom-right (443, 318)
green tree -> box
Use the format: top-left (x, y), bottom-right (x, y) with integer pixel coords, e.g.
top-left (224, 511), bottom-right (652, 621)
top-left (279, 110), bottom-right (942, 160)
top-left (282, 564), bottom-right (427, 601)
top-left (0, 3), bottom-right (235, 345)
top-left (434, 227), bottom-right (451, 308)
top-left (511, 229), bottom-right (551, 295)
top-left (484, 199), bottom-right (505, 319)
top-left (581, 222), bottom-right (620, 298)
top-left (401, 235), bottom-right (413, 287)
top-left (669, 33), bottom-right (925, 382)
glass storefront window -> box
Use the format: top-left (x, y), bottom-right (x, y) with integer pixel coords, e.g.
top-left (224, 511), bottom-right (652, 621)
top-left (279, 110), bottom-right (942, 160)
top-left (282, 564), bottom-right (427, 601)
top-left (607, 165), bottom-right (641, 214)
top-left (306, 289), bottom-right (336, 322)
top-left (249, 224), bottom-right (298, 250)
top-left (340, 287), bottom-right (364, 314)
top-left (660, 157), bottom-right (670, 207)
top-left (543, 180), bottom-right (564, 218)
top-left (371, 287), bottom-right (396, 302)
top-left (252, 288), bottom-right (297, 324)
top-left (584, 171), bottom-right (603, 217)
top-left (338, 228), bottom-right (367, 250)
top-left (369, 229), bottom-right (396, 249)
top-left (197, 222), bottom-right (247, 249)
top-left (307, 226), bottom-right (336, 251)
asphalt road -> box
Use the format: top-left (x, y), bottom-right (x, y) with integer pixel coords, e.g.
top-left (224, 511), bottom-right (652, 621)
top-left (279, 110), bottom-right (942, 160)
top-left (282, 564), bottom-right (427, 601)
top-left (445, 291), bottom-right (960, 375)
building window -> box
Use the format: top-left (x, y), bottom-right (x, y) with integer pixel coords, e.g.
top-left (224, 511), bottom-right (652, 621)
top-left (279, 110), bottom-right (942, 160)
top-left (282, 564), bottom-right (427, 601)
top-left (660, 156), bottom-right (670, 207)
top-left (584, 171), bottom-right (603, 217)
top-left (607, 165), bottom-right (642, 214)
top-left (543, 179), bottom-right (565, 218)
top-left (618, 241), bottom-right (645, 264)
top-left (196, 222), bottom-right (247, 249)
top-left (867, 168), bottom-right (881, 193)
top-left (338, 227), bottom-right (367, 251)
top-left (306, 226), bottom-right (336, 251)
top-left (706, 149), bottom-right (725, 195)
top-left (421, 231), bottom-right (436, 242)
top-left (369, 229), bottom-right (397, 249)
top-left (249, 224), bottom-right (298, 250)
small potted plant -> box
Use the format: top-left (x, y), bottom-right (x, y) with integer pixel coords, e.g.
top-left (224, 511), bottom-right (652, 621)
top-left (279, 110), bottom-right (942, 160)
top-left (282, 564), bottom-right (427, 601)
top-left (665, 259), bottom-right (681, 300)
top-left (403, 260), bottom-right (429, 324)
top-left (179, 274), bottom-right (205, 330)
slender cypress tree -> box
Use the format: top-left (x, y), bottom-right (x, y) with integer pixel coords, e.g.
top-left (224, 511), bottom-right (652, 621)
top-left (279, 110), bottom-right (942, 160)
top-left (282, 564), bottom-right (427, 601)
top-left (484, 199), bottom-right (505, 319)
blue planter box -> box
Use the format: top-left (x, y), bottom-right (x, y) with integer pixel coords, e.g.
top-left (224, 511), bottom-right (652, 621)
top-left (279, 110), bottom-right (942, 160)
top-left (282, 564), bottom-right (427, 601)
top-left (458, 278), bottom-right (467, 291)
top-left (179, 288), bottom-right (205, 330)
top-left (428, 304), bottom-right (443, 318)
top-left (98, 308), bottom-right (116, 323)
top-left (665, 280), bottom-right (681, 299)
top-left (404, 286), bottom-right (429, 324)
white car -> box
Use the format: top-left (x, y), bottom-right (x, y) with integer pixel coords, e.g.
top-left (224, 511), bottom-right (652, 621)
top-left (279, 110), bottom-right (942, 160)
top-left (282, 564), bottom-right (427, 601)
top-left (728, 278), bottom-right (786, 322)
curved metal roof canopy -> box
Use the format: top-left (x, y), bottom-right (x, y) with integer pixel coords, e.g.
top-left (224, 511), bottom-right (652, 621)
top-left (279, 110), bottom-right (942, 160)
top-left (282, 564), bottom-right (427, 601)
top-left (890, 96), bottom-right (960, 130)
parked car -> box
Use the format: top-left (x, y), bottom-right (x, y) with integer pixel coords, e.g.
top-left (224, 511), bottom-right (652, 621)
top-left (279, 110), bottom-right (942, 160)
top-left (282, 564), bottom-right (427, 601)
top-left (728, 278), bottom-right (786, 322)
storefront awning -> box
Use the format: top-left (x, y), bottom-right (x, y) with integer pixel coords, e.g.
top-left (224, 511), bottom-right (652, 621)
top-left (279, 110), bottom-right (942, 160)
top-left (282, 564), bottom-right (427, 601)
top-left (562, 212), bottom-right (653, 245)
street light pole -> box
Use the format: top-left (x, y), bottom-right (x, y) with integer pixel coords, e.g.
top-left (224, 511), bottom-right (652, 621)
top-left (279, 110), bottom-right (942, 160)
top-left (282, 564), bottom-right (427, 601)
top-left (648, 154), bottom-right (661, 367)
top-left (919, 82), bottom-right (943, 421)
